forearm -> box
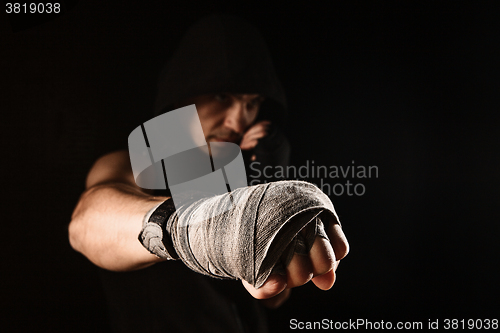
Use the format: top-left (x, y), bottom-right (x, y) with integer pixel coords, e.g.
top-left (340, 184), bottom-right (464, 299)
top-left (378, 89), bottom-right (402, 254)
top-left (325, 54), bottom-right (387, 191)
top-left (69, 182), bottom-right (168, 271)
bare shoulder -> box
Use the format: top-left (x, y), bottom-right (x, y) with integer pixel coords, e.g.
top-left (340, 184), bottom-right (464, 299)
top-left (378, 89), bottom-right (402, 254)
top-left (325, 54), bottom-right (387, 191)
top-left (86, 150), bottom-right (136, 189)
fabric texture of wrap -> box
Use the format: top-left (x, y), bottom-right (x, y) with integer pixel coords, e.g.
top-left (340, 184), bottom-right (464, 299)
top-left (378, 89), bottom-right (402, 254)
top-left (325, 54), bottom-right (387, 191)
top-left (138, 199), bottom-right (179, 260)
top-left (166, 180), bottom-right (340, 289)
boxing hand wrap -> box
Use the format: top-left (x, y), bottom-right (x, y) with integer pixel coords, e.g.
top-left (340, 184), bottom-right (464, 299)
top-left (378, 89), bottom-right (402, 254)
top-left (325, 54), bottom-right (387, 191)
top-left (164, 180), bottom-right (340, 289)
top-left (138, 198), bottom-right (179, 260)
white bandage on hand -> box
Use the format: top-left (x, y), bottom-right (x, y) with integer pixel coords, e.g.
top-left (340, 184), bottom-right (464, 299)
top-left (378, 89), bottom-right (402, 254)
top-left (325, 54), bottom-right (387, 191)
top-left (165, 180), bottom-right (340, 288)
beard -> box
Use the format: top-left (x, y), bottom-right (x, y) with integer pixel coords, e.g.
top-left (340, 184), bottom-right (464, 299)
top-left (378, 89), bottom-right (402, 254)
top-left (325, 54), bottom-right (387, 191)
top-left (206, 128), bottom-right (243, 144)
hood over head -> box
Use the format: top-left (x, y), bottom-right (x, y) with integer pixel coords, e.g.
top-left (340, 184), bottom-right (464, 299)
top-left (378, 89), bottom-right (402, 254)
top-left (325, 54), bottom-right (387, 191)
top-left (154, 14), bottom-right (287, 124)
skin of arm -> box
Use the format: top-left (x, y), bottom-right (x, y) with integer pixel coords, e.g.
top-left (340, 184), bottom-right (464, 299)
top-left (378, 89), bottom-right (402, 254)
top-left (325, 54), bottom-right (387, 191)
top-left (67, 149), bottom-right (292, 308)
top-left (68, 150), bottom-right (168, 271)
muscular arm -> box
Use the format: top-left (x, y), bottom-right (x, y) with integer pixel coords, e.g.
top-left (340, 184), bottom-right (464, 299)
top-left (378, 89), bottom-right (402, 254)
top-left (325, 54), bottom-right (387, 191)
top-left (69, 150), bottom-right (349, 308)
top-left (68, 150), bottom-right (168, 271)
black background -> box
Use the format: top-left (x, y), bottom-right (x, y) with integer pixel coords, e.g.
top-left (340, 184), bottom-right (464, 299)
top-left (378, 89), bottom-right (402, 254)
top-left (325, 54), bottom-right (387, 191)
top-left (2, 1), bottom-right (499, 332)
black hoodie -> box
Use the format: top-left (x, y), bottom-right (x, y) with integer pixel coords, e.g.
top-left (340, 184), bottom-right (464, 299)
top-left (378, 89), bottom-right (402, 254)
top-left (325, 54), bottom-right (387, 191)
top-left (99, 15), bottom-right (287, 333)
top-left (154, 14), bottom-right (287, 124)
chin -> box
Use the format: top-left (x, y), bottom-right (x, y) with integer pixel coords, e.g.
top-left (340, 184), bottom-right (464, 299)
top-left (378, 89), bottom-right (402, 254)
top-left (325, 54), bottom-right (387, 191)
top-left (209, 138), bottom-right (238, 144)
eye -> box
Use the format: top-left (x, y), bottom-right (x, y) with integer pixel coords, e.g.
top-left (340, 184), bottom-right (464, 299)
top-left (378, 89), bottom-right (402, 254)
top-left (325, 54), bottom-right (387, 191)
top-left (214, 93), bottom-right (229, 103)
top-left (248, 97), bottom-right (264, 109)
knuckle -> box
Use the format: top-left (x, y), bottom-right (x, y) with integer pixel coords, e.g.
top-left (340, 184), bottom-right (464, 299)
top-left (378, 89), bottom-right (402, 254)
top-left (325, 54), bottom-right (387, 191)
top-left (335, 239), bottom-right (349, 260)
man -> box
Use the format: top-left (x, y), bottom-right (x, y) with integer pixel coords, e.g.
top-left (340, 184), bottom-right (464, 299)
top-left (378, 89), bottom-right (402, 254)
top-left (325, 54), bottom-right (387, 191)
top-left (69, 15), bottom-right (349, 332)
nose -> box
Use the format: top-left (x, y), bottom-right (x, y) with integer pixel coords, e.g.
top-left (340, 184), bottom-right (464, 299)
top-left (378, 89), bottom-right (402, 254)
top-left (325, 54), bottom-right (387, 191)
top-left (223, 101), bottom-right (248, 134)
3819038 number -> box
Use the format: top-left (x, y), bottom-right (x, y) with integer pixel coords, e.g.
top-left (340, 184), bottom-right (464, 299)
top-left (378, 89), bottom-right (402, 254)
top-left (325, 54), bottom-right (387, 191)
top-left (6, 3), bottom-right (61, 14)
top-left (443, 319), bottom-right (498, 330)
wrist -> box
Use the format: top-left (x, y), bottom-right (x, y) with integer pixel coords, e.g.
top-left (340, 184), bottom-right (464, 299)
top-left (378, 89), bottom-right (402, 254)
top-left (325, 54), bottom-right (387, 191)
top-left (138, 198), bottom-right (179, 260)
